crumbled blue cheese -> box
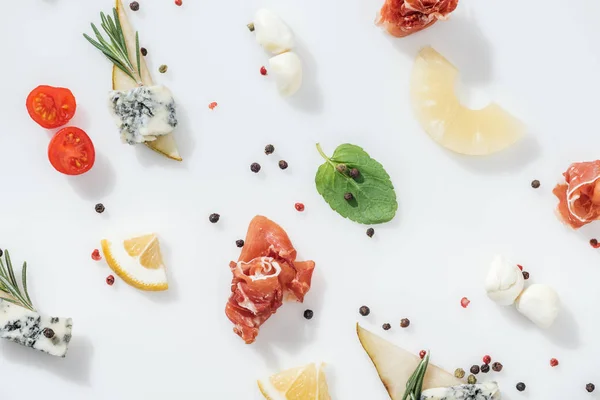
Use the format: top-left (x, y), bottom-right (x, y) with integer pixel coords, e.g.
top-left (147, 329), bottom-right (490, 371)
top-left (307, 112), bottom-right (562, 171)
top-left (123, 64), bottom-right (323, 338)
top-left (0, 299), bottom-right (73, 357)
top-left (421, 382), bottom-right (500, 400)
top-left (108, 85), bottom-right (177, 144)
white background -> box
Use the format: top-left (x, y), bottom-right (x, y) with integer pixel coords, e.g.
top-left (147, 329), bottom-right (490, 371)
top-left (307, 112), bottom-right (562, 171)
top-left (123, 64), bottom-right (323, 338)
top-left (1, 0), bottom-right (600, 399)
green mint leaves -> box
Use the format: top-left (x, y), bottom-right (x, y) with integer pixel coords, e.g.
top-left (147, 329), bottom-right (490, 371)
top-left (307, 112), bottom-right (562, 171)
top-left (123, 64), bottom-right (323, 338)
top-left (315, 143), bottom-right (398, 224)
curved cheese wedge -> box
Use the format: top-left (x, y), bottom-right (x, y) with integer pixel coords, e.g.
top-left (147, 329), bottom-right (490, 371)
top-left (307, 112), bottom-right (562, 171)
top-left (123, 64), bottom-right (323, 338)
top-left (357, 323), bottom-right (461, 399)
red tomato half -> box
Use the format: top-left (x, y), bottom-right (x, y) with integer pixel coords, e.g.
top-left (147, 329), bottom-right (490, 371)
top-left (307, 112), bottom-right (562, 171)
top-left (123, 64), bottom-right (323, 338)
top-left (26, 85), bottom-right (77, 129)
top-left (48, 127), bottom-right (95, 175)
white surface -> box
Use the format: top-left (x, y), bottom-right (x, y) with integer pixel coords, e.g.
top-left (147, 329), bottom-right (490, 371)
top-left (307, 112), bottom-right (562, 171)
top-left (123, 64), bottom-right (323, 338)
top-left (1, 0), bottom-right (600, 399)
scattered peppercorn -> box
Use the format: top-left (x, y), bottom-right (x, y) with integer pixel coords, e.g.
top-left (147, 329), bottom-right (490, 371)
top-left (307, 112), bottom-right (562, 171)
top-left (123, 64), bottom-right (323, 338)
top-left (344, 192), bottom-right (354, 201)
top-left (336, 164), bottom-right (347, 174)
top-left (517, 264), bottom-right (523, 271)
top-left (141, 47), bottom-right (147, 56)
top-left (43, 328), bottom-right (55, 338)
top-left (95, 203), bottom-right (105, 213)
top-left (175, 0), bottom-right (182, 5)
top-left (208, 101), bottom-right (218, 110)
top-left (516, 382), bottom-right (526, 392)
top-left (295, 203), bottom-right (305, 212)
top-left (483, 355), bottom-right (491, 364)
top-left (460, 297), bottom-right (470, 308)
top-left (419, 350), bottom-right (426, 359)
top-left (382, 323), bottom-right (391, 331)
top-left (522, 271), bottom-right (530, 280)
top-left (264, 144), bottom-right (275, 155)
top-left (366, 228), bottom-right (375, 238)
top-left (349, 168), bottom-right (360, 179)
top-left (209, 213), bottom-right (220, 223)
top-left (129, 1), bottom-right (140, 11)
top-left (260, 66), bottom-right (268, 76)
top-left (359, 306), bottom-right (370, 316)
top-left (106, 275), bottom-right (115, 286)
top-left (278, 160), bottom-right (288, 170)
top-left (400, 318), bottom-right (410, 328)
top-left (470, 365), bottom-right (480, 375)
top-left (454, 368), bottom-right (465, 379)
top-left (158, 64), bottom-right (168, 74)
top-left (550, 358), bottom-right (559, 367)
top-left (236, 239), bottom-right (244, 248)
top-left (91, 249), bottom-right (102, 261)
top-left (591, 238), bottom-right (600, 248)
top-left (303, 309), bottom-right (313, 320)
top-left (491, 362), bottom-right (503, 372)
top-left (467, 375), bottom-right (477, 384)
top-left (586, 383), bottom-right (595, 393)
top-left (531, 179), bottom-right (540, 189)
top-left (480, 364), bottom-right (490, 373)
top-left (250, 162), bottom-right (261, 173)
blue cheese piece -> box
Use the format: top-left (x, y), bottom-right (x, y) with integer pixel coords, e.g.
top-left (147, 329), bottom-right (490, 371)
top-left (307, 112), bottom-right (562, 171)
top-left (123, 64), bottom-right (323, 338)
top-left (0, 299), bottom-right (73, 357)
top-left (421, 382), bottom-right (500, 400)
top-left (108, 84), bottom-right (178, 144)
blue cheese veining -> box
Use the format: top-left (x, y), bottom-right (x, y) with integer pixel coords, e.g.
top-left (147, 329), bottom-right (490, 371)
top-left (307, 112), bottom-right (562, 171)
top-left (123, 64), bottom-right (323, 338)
top-left (108, 85), bottom-right (178, 144)
top-left (421, 382), bottom-right (500, 400)
top-left (0, 299), bottom-right (73, 357)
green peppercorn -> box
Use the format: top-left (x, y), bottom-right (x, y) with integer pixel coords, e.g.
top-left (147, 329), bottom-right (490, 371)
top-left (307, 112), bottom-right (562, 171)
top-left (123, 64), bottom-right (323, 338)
top-left (467, 375), bottom-right (477, 384)
top-left (454, 368), bottom-right (465, 379)
top-left (336, 164), bottom-right (347, 174)
top-left (158, 64), bottom-right (168, 74)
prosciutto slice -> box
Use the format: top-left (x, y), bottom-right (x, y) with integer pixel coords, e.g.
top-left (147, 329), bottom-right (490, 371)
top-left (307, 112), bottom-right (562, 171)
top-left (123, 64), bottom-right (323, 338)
top-left (225, 216), bottom-right (315, 344)
top-left (553, 161), bottom-right (600, 229)
top-left (376, 0), bottom-right (459, 38)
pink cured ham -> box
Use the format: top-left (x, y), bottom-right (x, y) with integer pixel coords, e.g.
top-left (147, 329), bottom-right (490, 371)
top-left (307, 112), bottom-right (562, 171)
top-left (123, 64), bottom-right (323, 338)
top-left (376, 0), bottom-right (459, 38)
top-left (553, 161), bottom-right (600, 229)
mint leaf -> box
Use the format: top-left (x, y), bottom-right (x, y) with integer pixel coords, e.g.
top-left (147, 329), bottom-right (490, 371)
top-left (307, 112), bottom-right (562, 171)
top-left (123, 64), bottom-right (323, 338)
top-left (315, 143), bottom-right (398, 224)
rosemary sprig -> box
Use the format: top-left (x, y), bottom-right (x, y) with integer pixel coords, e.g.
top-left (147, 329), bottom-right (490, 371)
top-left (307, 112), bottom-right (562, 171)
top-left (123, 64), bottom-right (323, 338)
top-left (0, 250), bottom-right (36, 312)
top-left (83, 8), bottom-right (143, 86)
top-left (403, 351), bottom-right (430, 400)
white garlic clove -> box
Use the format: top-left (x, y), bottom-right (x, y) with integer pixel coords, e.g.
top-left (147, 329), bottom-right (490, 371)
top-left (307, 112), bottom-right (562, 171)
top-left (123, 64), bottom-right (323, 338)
top-left (268, 52), bottom-right (303, 97)
top-left (484, 255), bottom-right (525, 306)
top-left (253, 9), bottom-right (295, 55)
top-left (515, 284), bottom-right (560, 328)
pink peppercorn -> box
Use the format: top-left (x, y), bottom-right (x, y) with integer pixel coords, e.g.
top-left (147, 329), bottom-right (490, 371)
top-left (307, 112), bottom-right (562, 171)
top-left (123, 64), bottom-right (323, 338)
top-left (460, 297), bottom-right (470, 308)
top-left (91, 249), bottom-right (102, 261)
top-left (106, 275), bottom-right (115, 286)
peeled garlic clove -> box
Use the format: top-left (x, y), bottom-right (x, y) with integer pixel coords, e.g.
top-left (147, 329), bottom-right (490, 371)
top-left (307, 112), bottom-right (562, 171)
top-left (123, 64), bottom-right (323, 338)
top-left (515, 284), bottom-right (560, 328)
top-left (484, 255), bottom-right (525, 306)
top-left (268, 52), bottom-right (303, 97)
top-left (253, 9), bottom-right (295, 55)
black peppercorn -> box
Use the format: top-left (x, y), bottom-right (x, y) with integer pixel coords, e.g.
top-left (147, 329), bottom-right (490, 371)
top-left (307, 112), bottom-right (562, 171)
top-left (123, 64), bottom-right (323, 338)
top-left (522, 271), bottom-right (530, 280)
top-left (141, 47), bottom-right (148, 56)
top-left (129, 1), bottom-right (140, 11)
top-left (366, 228), bottom-right (375, 238)
top-left (591, 238), bottom-right (599, 247)
top-left (531, 179), bottom-right (540, 189)
top-left (516, 382), bottom-right (526, 392)
top-left (344, 192), bottom-right (354, 201)
top-left (349, 168), bottom-right (360, 178)
top-left (491, 362), bottom-right (503, 372)
top-left (382, 323), bottom-right (391, 331)
top-left (480, 364), bottom-right (490, 373)
top-left (278, 160), bottom-right (288, 170)
top-left (250, 162), bottom-right (261, 173)
top-left (359, 305), bottom-right (370, 316)
top-left (586, 383), bottom-right (595, 393)
top-left (209, 213), bottom-right (220, 223)
top-left (336, 164), bottom-right (347, 174)
top-left (43, 328), bottom-right (55, 339)
top-left (400, 318), bottom-right (410, 328)
top-left (264, 144), bottom-right (275, 155)
top-left (303, 309), bottom-right (313, 320)
top-left (95, 203), bottom-right (105, 213)
top-left (470, 365), bottom-right (480, 375)
top-left (236, 239), bottom-right (244, 248)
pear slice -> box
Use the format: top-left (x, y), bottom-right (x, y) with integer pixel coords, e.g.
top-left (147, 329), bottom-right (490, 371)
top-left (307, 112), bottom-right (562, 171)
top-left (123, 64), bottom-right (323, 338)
top-left (112, 0), bottom-right (182, 161)
top-left (356, 323), bottom-right (461, 399)
top-left (410, 47), bottom-right (524, 156)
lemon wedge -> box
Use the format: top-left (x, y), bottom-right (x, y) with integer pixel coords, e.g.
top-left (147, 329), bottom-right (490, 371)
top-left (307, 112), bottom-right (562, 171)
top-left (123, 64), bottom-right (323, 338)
top-left (101, 234), bottom-right (168, 291)
top-left (410, 46), bottom-right (524, 156)
top-left (258, 362), bottom-right (331, 400)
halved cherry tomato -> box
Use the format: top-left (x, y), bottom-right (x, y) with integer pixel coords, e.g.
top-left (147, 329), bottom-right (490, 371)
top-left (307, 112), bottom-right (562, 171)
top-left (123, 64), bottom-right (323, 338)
top-left (48, 127), bottom-right (95, 175)
top-left (26, 85), bottom-right (76, 129)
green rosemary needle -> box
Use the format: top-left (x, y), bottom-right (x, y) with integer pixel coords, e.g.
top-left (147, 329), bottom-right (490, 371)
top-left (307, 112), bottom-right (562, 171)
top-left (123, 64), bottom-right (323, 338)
top-left (83, 8), bottom-right (143, 86)
top-left (403, 351), bottom-right (430, 400)
top-left (0, 250), bottom-right (35, 311)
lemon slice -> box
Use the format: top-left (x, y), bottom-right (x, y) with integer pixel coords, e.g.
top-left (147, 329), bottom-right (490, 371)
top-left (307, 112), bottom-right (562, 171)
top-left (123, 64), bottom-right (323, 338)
top-left (258, 362), bottom-right (331, 400)
top-left (101, 234), bottom-right (168, 291)
top-left (410, 47), bottom-right (524, 156)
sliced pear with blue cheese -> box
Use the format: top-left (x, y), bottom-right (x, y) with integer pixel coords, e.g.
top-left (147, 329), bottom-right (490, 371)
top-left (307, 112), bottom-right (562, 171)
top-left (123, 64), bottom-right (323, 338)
top-left (356, 323), bottom-right (462, 399)
top-left (112, 0), bottom-right (182, 161)
top-left (421, 382), bottom-right (500, 399)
